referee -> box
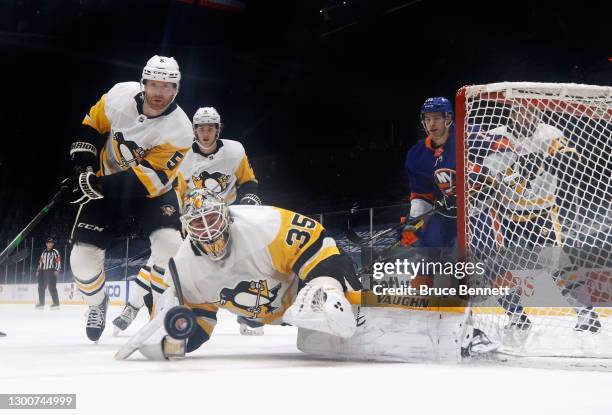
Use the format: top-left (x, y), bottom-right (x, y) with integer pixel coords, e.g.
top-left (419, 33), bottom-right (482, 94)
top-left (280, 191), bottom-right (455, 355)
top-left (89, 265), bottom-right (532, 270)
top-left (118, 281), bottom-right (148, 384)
top-left (36, 237), bottom-right (61, 309)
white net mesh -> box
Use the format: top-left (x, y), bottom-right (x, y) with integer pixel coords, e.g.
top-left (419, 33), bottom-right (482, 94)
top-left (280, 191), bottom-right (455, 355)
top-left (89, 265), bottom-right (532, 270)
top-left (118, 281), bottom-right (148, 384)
top-left (458, 82), bottom-right (612, 357)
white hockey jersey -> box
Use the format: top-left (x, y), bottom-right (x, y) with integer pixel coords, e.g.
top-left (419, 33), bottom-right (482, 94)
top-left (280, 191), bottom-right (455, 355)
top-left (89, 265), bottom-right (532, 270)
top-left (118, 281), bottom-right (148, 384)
top-left (179, 139), bottom-right (257, 204)
top-left (83, 82), bottom-right (193, 198)
top-left (482, 123), bottom-right (569, 212)
top-left (168, 205), bottom-right (341, 339)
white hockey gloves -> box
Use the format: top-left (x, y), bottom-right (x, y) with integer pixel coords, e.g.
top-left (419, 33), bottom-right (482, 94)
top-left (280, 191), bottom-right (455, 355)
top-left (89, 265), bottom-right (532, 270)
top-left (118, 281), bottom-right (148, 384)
top-left (283, 277), bottom-right (356, 339)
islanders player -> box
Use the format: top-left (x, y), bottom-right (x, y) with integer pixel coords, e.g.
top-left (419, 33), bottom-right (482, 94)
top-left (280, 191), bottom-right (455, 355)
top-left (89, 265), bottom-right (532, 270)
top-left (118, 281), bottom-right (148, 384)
top-left (401, 97), bottom-right (457, 249)
top-left (116, 189), bottom-right (361, 360)
top-left (65, 55), bottom-right (193, 342)
top-left (113, 107), bottom-right (263, 335)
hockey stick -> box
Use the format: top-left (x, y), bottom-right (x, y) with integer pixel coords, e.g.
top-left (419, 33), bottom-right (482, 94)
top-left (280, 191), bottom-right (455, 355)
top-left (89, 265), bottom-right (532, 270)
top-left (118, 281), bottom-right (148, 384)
top-left (345, 204), bottom-right (443, 246)
top-left (164, 257), bottom-right (196, 340)
top-left (168, 257), bottom-right (185, 305)
top-left (0, 189), bottom-right (64, 265)
top-left (114, 258), bottom-right (195, 360)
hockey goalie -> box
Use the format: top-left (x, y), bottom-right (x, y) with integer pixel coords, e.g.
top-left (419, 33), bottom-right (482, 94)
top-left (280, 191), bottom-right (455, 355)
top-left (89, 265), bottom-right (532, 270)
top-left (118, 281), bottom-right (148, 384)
top-left (116, 189), bottom-right (362, 360)
top-left (116, 189), bottom-right (496, 362)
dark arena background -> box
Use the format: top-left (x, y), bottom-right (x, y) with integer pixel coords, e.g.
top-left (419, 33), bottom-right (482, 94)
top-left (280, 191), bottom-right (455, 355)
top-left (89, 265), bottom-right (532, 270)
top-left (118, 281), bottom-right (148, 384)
top-left (1, 2), bottom-right (612, 414)
top-left (0, 0), bottom-right (610, 280)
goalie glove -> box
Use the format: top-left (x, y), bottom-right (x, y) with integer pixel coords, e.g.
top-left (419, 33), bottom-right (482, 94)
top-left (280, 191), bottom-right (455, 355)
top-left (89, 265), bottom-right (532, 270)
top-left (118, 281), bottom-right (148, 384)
top-left (61, 171), bottom-right (103, 205)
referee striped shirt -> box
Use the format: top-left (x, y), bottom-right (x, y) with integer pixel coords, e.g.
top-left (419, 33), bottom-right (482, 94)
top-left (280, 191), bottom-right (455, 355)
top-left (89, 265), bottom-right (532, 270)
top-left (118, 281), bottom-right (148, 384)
top-left (38, 249), bottom-right (62, 272)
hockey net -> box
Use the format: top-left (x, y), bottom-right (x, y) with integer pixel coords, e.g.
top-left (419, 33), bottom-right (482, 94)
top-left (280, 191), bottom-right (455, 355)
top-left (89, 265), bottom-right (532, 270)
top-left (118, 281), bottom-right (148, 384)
top-left (456, 82), bottom-right (612, 358)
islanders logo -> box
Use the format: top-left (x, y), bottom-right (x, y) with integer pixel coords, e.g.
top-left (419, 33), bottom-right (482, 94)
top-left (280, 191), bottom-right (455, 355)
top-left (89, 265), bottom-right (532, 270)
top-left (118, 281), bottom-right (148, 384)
top-left (434, 168), bottom-right (456, 196)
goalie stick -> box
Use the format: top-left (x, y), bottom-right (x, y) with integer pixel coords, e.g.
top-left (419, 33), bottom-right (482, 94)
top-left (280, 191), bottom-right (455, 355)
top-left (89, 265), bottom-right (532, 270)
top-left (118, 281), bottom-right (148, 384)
top-left (114, 258), bottom-right (196, 360)
top-left (163, 257), bottom-right (197, 340)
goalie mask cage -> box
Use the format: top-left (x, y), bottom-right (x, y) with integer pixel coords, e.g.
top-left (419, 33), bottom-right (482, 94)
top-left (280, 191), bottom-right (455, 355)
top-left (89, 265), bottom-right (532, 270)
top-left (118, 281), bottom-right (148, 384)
top-left (456, 82), bottom-right (612, 358)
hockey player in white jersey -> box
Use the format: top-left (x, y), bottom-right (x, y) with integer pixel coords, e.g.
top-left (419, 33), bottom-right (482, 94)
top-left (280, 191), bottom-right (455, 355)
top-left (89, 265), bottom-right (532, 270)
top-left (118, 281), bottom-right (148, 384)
top-left (470, 103), bottom-right (602, 341)
top-left (113, 106), bottom-right (263, 335)
top-left (183, 107), bottom-right (260, 204)
top-left (116, 189), bottom-right (361, 360)
top-left (64, 55), bottom-right (193, 342)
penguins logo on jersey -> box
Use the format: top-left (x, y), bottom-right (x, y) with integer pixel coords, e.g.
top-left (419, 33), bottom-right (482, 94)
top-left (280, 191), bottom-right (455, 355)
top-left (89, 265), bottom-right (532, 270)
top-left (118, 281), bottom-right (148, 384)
top-left (434, 168), bottom-right (456, 196)
top-left (113, 131), bottom-right (147, 169)
top-left (192, 171), bottom-right (232, 193)
top-left (160, 204), bottom-right (176, 216)
top-left (219, 280), bottom-right (281, 318)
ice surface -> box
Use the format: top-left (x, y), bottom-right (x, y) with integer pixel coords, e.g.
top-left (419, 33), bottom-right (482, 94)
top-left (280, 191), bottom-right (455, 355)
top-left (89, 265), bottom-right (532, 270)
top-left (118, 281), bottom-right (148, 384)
top-left (1, 304), bottom-right (611, 415)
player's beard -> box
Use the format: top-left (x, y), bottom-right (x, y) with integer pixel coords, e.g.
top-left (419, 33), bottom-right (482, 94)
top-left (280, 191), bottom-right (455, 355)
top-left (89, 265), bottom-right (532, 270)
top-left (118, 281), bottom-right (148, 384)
top-left (144, 93), bottom-right (174, 112)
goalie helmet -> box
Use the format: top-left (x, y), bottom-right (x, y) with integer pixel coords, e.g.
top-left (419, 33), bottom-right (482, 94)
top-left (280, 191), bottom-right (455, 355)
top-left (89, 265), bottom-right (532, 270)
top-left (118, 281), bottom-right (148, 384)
top-left (181, 189), bottom-right (231, 261)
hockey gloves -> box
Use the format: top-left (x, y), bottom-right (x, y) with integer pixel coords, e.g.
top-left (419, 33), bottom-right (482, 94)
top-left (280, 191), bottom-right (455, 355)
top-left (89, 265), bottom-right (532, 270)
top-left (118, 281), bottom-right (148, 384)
top-left (61, 171), bottom-right (103, 205)
top-left (70, 141), bottom-right (98, 173)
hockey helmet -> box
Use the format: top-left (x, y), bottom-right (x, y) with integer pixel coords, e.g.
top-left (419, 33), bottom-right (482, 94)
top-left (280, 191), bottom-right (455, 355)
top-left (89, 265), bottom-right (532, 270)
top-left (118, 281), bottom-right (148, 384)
top-left (193, 107), bottom-right (222, 144)
top-left (193, 107), bottom-right (221, 126)
top-left (181, 189), bottom-right (231, 261)
top-left (142, 55), bottom-right (181, 84)
top-left (420, 97), bottom-right (453, 117)
top-left (420, 97), bottom-right (453, 131)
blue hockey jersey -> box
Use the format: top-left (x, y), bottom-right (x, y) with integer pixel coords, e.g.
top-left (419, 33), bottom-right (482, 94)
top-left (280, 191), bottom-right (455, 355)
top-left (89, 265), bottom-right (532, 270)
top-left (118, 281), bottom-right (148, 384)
top-left (403, 128), bottom-right (457, 248)
top-left (405, 127), bottom-right (456, 205)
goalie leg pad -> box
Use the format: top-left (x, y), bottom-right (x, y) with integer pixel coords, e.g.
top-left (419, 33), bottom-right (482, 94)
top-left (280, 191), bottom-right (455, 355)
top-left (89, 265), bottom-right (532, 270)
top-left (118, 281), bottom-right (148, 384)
top-left (283, 276), bottom-right (356, 339)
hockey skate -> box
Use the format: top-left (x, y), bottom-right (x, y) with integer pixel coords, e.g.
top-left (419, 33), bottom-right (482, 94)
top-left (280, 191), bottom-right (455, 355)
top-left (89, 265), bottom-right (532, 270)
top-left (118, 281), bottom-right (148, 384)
top-left (462, 328), bottom-right (500, 357)
top-left (237, 316), bottom-right (264, 336)
top-left (50, 304), bottom-right (60, 310)
top-left (283, 278), bottom-right (356, 339)
top-left (86, 294), bottom-right (108, 342)
top-left (575, 308), bottom-right (601, 333)
top-left (113, 303), bottom-right (140, 335)
top-left (35, 304), bottom-right (44, 310)
top-left (502, 312), bottom-right (532, 347)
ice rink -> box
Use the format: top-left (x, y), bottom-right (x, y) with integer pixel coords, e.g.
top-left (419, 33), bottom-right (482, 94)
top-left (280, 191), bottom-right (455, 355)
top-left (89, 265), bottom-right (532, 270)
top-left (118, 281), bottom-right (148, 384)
top-left (1, 303), bottom-right (611, 415)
